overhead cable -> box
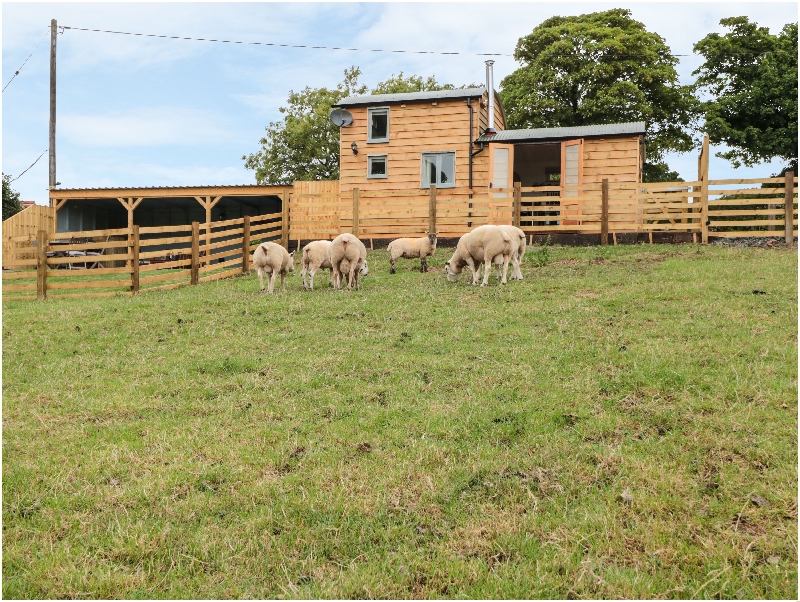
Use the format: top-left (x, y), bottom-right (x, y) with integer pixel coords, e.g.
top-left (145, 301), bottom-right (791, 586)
top-left (3, 28), bottom-right (52, 92)
top-left (62, 25), bottom-right (513, 56)
top-left (10, 149), bottom-right (48, 182)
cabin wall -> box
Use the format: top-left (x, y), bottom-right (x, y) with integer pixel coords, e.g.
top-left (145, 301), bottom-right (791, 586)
top-left (339, 92), bottom-right (504, 196)
top-left (582, 135), bottom-right (642, 186)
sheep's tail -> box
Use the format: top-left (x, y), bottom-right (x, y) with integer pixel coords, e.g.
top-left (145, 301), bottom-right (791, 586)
top-left (259, 243), bottom-right (269, 258)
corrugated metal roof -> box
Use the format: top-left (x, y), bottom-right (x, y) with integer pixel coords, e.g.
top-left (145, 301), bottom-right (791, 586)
top-left (476, 121), bottom-right (646, 142)
top-left (337, 87), bottom-right (486, 107)
top-left (52, 184), bottom-right (289, 192)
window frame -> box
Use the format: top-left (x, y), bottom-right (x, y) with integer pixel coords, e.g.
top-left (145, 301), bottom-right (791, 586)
top-left (420, 151), bottom-right (456, 189)
top-left (367, 107), bottom-right (390, 143)
top-left (366, 154), bottom-right (388, 179)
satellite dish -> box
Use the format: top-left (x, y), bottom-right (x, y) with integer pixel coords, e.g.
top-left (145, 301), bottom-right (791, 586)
top-left (329, 108), bottom-right (353, 127)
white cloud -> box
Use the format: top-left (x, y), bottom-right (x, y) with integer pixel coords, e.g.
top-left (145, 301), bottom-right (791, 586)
top-left (59, 107), bottom-right (233, 147)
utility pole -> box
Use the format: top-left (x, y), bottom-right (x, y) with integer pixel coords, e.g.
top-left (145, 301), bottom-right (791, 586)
top-left (49, 19), bottom-right (58, 190)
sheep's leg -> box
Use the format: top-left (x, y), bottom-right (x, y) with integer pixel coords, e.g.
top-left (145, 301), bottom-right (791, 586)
top-left (332, 265), bottom-right (342, 290)
top-left (390, 258), bottom-right (396, 274)
top-left (347, 263), bottom-right (357, 290)
top-left (308, 265), bottom-right (318, 290)
top-left (301, 264), bottom-right (308, 289)
top-left (464, 256), bottom-right (479, 285)
top-left (501, 256), bottom-right (510, 285)
top-left (257, 267), bottom-right (265, 292)
top-left (267, 270), bottom-right (278, 294)
top-left (420, 256), bottom-right (427, 273)
top-left (482, 252), bottom-right (494, 286)
top-left (513, 253), bottom-right (523, 280)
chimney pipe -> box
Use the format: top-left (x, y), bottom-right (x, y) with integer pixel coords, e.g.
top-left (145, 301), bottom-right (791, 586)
top-left (484, 60), bottom-right (496, 136)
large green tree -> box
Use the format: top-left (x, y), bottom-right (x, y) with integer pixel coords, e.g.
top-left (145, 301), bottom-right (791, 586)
top-left (499, 9), bottom-right (698, 179)
top-left (243, 69), bottom-right (464, 184)
top-left (693, 17), bottom-right (797, 171)
top-left (242, 67), bottom-right (368, 184)
top-left (2, 174), bottom-right (23, 221)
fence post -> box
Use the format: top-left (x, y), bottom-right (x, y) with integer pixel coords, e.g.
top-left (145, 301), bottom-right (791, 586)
top-left (428, 185), bottom-right (437, 233)
top-left (281, 190), bottom-right (289, 249)
top-left (699, 135), bottom-right (710, 245)
top-left (601, 178), bottom-right (609, 245)
top-left (36, 230), bottom-right (47, 300)
top-left (352, 187), bottom-right (360, 237)
top-left (785, 171), bottom-right (795, 245)
top-left (242, 215), bottom-right (251, 274)
top-left (513, 182), bottom-right (521, 228)
top-left (131, 225), bottom-right (140, 294)
top-left (191, 221), bottom-right (200, 285)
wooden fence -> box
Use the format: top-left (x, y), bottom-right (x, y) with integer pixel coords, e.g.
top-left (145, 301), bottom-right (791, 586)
top-left (2, 205), bottom-right (57, 262)
top-left (288, 173), bottom-right (797, 246)
top-left (2, 211), bottom-right (282, 302)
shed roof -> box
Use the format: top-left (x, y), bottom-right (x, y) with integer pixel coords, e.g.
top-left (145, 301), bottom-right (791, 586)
top-left (476, 121), bottom-right (646, 143)
top-left (336, 87), bottom-right (486, 107)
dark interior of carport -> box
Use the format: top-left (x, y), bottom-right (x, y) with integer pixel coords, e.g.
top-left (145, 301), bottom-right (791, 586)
top-left (56, 195), bottom-right (282, 233)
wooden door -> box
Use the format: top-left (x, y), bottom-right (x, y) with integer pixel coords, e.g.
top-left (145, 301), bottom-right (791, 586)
top-left (488, 143), bottom-right (514, 224)
top-left (561, 139), bottom-right (584, 225)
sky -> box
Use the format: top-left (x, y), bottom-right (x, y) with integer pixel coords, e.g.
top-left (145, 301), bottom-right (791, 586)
top-left (2, 1), bottom-right (797, 205)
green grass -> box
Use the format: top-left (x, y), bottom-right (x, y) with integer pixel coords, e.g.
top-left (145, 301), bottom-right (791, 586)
top-left (3, 243), bottom-right (797, 599)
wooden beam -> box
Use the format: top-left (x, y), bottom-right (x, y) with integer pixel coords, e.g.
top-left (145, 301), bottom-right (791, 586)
top-left (51, 184), bottom-right (292, 201)
top-left (699, 135), bottom-right (710, 245)
top-left (428, 185), bottom-right (436, 233)
top-left (352, 187), bottom-right (360, 237)
top-left (242, 215), bottom-right (251, 274)
top-left (191, 222), bottom-right (200, 285)
top-left (600, 179), bottom-right (609, 245)
top-left (785, 171), bottom-right (795, 245)
top-left (131, 225), bottom-right (140, 293)
top-left (37, 230), bottom-right (48, 299)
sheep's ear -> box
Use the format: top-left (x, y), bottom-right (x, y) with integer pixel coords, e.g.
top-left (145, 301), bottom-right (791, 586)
top-left (289, 251), bottom-right (295, 257)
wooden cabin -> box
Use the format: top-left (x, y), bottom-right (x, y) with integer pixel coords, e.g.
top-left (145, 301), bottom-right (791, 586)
top-left (335, 87), bottom-right (645, 197)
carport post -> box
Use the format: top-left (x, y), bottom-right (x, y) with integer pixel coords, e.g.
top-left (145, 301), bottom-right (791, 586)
top-left (191, 222), bottom-right (200, 285)
top-left (785, 171), bottom-right (795, 245)
top-left (130, 225), bottom-right (140, 294)
top-left (513, 182), bottom-right (521, 228)
top-left (281, 190), bottom-right (289, 249)
top-left (242, 215), bottom-right (251, 274)
top-left (37, 230), bottom-right (48, 299)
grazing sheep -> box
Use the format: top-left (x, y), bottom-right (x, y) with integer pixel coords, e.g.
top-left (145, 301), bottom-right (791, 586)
top-left (252, 241), bottom-right (294, 293)
top-left (482, 225), bottom-right (526, 281)
top-left (387, 232), bottom-right (438, 273)
top-left (444, 225), bottom-right (513, 286)
top-left (300, 240), bottom-right (333, 290)
top-left (329, 233), bottom-right (368, 290)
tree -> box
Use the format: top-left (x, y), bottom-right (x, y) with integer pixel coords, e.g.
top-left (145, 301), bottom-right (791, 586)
top-left (643, 162), bottom-right (683, 183)
top-left (2, 174), bottom-right (23, 221)
top-left (499, 9), bottom-right (698, 172)
top-left (371, 72), bottom-right (473, 95)
top-left (693, 17), bottom-right (798, 171)
top-left (243, 66), bottom-right (368, 184)
top-left (243, 68), bottom-right (465, 184)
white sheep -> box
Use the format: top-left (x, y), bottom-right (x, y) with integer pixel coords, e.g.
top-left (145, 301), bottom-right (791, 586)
top-left (387, 232), bottom-right (438, 274)
top-left (481, 225), bottom-right (526, 281)
top-left (329, 233), bottom-right (368, 290)
top-left (444, 225), bottom-right (513, 286)
top-left (252, 241), bottom-right (294, 293)
top-left (301, 240), bottom-right (367, 290)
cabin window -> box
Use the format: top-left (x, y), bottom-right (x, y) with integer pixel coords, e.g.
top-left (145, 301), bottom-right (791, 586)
top-left (367, 155), bottom-right (388, 179)
top-left (368, 107), bottom-right (389, 142)
top-left (421, 152), bottom-right (455, 188)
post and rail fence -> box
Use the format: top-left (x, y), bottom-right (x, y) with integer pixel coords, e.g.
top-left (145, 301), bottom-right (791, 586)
top-left (3, 172), bottom-right (797, 302)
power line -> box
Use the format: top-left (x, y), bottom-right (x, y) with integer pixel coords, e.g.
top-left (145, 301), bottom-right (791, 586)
top-left (60, 26), bottom-right (778, 59)
top-left (62, 25), bottom-right (513, 56)
top-left (2, 27), bottom-right (52, 92)
top-left (10, 149), bottom-right (48, 183)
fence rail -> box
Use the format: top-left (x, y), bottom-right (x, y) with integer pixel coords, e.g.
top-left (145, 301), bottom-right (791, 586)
top-left (288, 173), bottom-right (797, 245)
top-left (2, 211), bottom-right (282, 302)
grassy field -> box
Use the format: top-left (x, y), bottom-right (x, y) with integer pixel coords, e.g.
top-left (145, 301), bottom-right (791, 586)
top-left (2, 243), bottom-right (797, 599)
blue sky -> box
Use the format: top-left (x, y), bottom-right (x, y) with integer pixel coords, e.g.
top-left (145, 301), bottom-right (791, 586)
top-left (2, 2), bottom-right (797, 204)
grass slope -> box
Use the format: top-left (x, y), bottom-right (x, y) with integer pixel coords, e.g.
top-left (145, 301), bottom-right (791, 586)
top-left (2, 244), bottom-right (797, 599)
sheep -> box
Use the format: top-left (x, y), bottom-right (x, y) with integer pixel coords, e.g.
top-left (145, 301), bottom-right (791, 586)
top-left (329, 233), bottom-right (368, 290)
top-left (300, 240), bottom-right (334, 290)
top-left (387, 232), bottom-right (438, 274)
top-left (480, 225), bottom-right (526, 281)
top-left (252, 241), bottom-right (294, 293)
top-left (444, 224), bottom-right (513, 286)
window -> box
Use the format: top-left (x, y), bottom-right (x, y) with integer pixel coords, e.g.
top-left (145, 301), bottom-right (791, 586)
top-left (367, 155), bottom-right (387, 179)
top-left (421, 152), bottom-right (455, 188)
top-left (368, 107), bottom-right (389, 142)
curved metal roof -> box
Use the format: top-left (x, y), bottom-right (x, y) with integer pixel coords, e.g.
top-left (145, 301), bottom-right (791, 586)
top-left (336, 87), bottom-right (486, 107)
top-left (477, 121), bottom-right (646, 143)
